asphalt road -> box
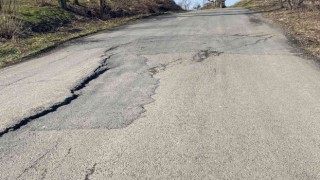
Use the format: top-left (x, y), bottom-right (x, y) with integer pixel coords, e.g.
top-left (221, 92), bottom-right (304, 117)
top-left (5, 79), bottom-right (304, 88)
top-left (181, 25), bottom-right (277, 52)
top-left (1, 8), bottom-right (320, 179)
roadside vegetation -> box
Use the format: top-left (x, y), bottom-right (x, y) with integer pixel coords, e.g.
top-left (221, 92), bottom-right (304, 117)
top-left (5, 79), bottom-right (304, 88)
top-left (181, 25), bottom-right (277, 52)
top-left (176, 0), bottom-right (226, 11)
top-left (233, 0), bottom-right (320, 59)
top-left (0, 0), bottom-right (181, 68)
top-left (202, 0), bottom-right (226, 9)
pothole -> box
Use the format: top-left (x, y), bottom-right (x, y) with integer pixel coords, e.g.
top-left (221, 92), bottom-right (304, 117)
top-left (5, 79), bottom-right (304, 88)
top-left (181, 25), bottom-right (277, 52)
top-left (193, 49), bottom-right (223, 62)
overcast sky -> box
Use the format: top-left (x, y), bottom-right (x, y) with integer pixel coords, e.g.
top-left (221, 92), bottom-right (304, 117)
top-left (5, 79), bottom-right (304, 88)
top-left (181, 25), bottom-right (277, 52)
top-left (174, 0), bottom-right (241, 7)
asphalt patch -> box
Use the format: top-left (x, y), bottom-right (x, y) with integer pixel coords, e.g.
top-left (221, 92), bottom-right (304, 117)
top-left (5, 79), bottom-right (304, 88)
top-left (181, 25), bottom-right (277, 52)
top-left (193, 49), bottom-right (223, 62)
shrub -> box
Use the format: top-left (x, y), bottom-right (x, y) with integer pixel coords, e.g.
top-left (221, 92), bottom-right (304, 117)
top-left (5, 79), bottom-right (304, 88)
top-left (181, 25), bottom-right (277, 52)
top-left (108, 0), bottom-right (181, 17)
top-left (0, 0), bottom-right (20, 14)
top-left (0, 16), bottom-right (22, 39)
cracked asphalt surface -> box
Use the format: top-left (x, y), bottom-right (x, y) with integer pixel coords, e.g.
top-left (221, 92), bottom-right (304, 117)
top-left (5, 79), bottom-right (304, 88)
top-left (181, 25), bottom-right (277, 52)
top-left (1, 8), bottom-right (320, 179)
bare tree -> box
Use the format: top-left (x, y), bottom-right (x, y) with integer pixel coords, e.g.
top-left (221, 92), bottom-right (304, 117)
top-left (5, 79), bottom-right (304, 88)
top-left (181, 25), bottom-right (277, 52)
top-left (202, 0), bottom-right (207, 6)
top-left (179, 0), bottom-right (192, 10)
top-left (100, 0), bottom-right (108, 18)
top-left (193, 3), bottom-right (201, 10)
top-left (287, 0), bottom-right (293, 9)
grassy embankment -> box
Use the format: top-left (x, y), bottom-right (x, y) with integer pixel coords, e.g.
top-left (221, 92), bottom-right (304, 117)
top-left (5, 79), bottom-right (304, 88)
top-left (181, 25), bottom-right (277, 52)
top-left (233, 0), bottom-right (320, 59)
top-left (0, 0), bottom-right (181, 68)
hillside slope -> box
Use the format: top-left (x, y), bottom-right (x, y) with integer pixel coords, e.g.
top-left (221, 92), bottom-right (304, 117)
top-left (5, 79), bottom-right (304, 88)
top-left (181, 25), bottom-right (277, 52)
top-left (0, 0), bottom-right (181, 68)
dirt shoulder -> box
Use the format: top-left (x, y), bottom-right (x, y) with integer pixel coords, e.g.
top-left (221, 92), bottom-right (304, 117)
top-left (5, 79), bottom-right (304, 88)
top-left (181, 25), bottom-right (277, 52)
top-left (233, 0), bottom-right (320, 60)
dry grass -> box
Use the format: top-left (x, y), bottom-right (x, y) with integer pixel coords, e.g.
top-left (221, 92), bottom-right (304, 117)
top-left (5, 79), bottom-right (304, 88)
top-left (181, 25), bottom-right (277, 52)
top-left (0, 16), bottom-right (22, 39)
top-left (0, 0), bottom-right (23, 40)
top-left (0, 0), bottom-right (19, 14)
top-left (234, 0), bottom-right (320, 59)
top-left (266, 8), bottom-right (320, 57)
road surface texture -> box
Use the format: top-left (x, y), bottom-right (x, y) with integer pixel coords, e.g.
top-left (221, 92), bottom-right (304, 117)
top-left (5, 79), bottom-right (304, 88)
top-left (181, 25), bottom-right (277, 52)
top-left (1, 8), bottom-right (320, 179)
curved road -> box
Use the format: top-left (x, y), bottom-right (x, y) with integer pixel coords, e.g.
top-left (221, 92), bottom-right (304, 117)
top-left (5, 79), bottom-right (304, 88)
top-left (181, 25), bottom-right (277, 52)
top-left (1, 8), bottom-right (320, 179)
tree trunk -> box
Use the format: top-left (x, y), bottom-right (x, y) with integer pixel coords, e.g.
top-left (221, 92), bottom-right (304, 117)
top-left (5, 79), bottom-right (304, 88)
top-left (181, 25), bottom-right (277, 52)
top-left (279, 0), bottom-right (284, 8)
top-left (221, 0), bottom-right (226, 8)
top-left (288, 0), bottom-right (293, 9)
top-left (100, 0), bottom-right (106, 16)
top-left (59, 0), bottom-right (67, 9)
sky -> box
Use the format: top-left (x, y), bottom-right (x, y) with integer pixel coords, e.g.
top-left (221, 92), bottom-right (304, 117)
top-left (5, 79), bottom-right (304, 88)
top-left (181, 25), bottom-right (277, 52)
top-left (174, 0), bottom-right (241, 7)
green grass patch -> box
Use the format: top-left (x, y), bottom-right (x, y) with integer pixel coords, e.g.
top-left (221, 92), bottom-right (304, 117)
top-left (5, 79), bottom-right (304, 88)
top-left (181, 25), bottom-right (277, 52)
top-left (16, 6), bottom-right (74, 32)
top-left (0, 46), bottom-right (18, 57)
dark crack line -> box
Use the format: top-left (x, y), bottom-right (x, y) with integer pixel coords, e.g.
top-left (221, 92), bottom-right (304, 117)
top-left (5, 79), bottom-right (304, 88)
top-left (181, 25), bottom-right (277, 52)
top-left (149, 58), bottom-right (183, 75)
top-left (0, 44), bottom-right (126, 89)
top-left (48, 147), bottom-right (73, 174)
top-left (210, 34), bottom-right (274, 52)
top-left (236, 35), bottom-right (274, 49)
top-left (165, 58), bottom-right (183, 67)
top-left (104, 42), bottom-right (132, 54)
top-left (248, 35), bottom-right (274, 46)
top-left (72, 54), bottom-right (111, 92)
top-left (17, 151), bottom-right (50, 179)
top-left (231, 33), bottom-right (271, 38)
top-left (84, 163), bottom-right (97, 180)
top-left (16, 141), bottom-right (59, 179)
top-left (0, 54), bottom-right (114, 138)
top-left (0, 94), bottom-right (78, 138)
top-left (193, 49), bottom-right (223, 62)
top-left (211, 35), bottom-right (274, 53)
